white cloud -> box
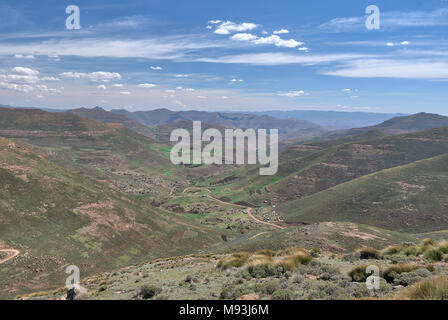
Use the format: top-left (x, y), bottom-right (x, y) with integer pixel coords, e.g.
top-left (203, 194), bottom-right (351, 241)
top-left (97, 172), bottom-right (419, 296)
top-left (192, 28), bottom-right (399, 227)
top-left (401, 41), bottom-right (410, 45)
top-left (343, 88), bottom-right (351, 92)
top-left (174, 74), bottom-right (189, 78)
top-left (213, 21), bottom-right (259, 35)
top-left (230, 33), bottom-right (304, 48)
top-left (120, 91), bottom-right (131, 95)
top-left (386, 42), bottom-right (395, 47)
top-left (323, 59), bottom-right (448, 80)
top-left (14, 54), bottom-right (35, 59)
top-left (175, 86), bottom-right (195, 91)
top-left (41, 76), bottom-right (60, 81)
top-left (298, 47), bottom-right (309, 51)
top-left (12, 67), bottom-right (39, 76)
top-left (112, 83), bottom-right (123, 87)
top-left (273, 29), bottom-right (289, 34)
top-left (278, 90), bottom-right (305, 97)
top-left (150, 66), bottom-right (163, 70)
top-left (97, 85), bottom-right (107, 90)
top-left (230, 79), bottom-right (243, 83)
top-left (198, 52), bottom-right (372, 66)
top-left (60, 71), bottom-right (121, 82)
top-left (137, 83), bottom-right (156, 88)
top-left (208, 20), bottom-right (222, 24)
top-left (319, 8), bottom-right (448, 32)
top-left (231, 33), bottom-right (258, 41)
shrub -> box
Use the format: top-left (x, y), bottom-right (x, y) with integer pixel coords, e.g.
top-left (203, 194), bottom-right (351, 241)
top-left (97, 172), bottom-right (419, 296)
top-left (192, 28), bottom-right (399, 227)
top-left (383, 264), bottom-right (420, 283)
top-left (426, 264), bottom-right (435, 272)
top-left (394, 277), bottom-right (448, 300)
top-left (310, 248), bottom-right (321, 258)
top-left (272, 289), bottom-right (294, 300)
top-left (402, 246), bottom-right (419, 256)
top-left (276, 247), bottom-right (308, 257)
top-left (258, 279), bottom-right (281, 295)
top-left (424, 248), bottom-right (443, 262)
top-left (382, 245), bottom-right (403, 256)
top-left (138, 285), bottom-right (162, 299)
top-left (357, 247), bottom-right (381, 260)
top-left (420, 238), bottom-right (435, 248)
top-left (438, 240), bottom-right (448, 254)
top-left (348, 265), bottom-right (380, 283)
top-left (218, 252), bottom-right (249, 269)
top-left (255, 249), bottom-right (276, 257)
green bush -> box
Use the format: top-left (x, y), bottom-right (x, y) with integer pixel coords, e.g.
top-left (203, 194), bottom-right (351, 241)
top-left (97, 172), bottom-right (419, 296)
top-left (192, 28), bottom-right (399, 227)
top-left (218, 252), bottom-right (249, 269)
top-left (357, 247), bottom-right (381, 260)
top-left (424, 248), bottom-right (443, 262)
top-left (394, 277), bottom-right (448, 300)
top-left (138, 285), bottom-right (162, 299)
top-left (348, 265), bottom-right (379, 283)
top-left (383, 264), bottom-right (420, 283)
top-left (272, 289), bottom-right (294, 300)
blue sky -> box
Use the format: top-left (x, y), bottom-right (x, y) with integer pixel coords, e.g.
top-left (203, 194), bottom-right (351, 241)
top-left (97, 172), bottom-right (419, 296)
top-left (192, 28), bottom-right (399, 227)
top-left (0, 0), bottom-right (447, 114)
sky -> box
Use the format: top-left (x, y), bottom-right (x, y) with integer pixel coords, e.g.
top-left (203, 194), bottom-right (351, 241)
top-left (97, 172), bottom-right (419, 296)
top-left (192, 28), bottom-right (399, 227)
top-left (0, 0), bottom-right (447, 114)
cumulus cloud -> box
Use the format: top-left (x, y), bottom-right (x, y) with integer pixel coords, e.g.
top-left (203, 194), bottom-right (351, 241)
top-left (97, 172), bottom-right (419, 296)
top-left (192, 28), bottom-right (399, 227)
top-left (278, 90), bottom-right (305, 97)
top-left (213, 21), bottom-right (259, 35)
top-left (120, 91), bottom-right (131, 95)
top-left (208, 20), bottom-right (222, 24)
top-left (0, 67), bottom-right (61, 94)
top-left (60, 71), bottom-right (121, 82)
top-left (230, 33), bottom-right (304, 48)
top-left (137, 83), bottom-right (156, 88)
top-left (231, 33), bottom-right (258, 41)
top-left (97, 85), bottom-right (107, 90)
top-left (230, 79), bottom-right (243, 83)
top-left (150, 66), bottom-right (163, 70)
top-left (273, 29), bottom-right (289, 34)
top-left (112, 83), bottom-right (123, 87)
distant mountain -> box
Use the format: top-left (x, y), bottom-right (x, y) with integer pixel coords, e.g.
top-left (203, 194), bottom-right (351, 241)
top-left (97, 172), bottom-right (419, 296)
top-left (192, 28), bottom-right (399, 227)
top-left (237, 110), bottom-right (408, 129)
top-left (375, 112), bottom-right (448, 134)
top-left (319, 112), bottom-right (448, 141)
top-left (111, 108), bottom-right (327, 141)
top-left (66, 107), bottom-right (156, 138)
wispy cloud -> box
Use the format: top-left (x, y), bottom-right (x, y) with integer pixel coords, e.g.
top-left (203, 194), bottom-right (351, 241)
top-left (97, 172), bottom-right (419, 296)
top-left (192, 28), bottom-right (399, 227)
top-left (319, 8), bottom-right (448, 32)
top-left (322, 59), bottom-right (448, 80)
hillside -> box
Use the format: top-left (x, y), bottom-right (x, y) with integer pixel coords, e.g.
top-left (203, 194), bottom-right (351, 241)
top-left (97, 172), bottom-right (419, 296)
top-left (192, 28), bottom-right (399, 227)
top-left (278, 153), bottom-right (448, 233)
top-left (206, 127), bottom-right (448, 205)
top-left (322, 112), bottom-right (448, 141)
top-left (0, 137), bottom-right (220, 299)
top-left (0, 107), bottom-right (184, 197)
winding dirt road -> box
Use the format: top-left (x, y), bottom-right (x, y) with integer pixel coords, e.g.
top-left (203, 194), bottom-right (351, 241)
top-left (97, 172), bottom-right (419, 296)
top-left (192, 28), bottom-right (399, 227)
top-left (0, 249), bottom-right (19, 265)
top-left (181, 186), bottom-right (285, 230)
top-left (206, 194), bottom-right (285, 230)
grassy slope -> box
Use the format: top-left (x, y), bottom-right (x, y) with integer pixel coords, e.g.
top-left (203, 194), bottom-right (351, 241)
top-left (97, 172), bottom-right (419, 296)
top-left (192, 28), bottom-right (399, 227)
top-left (0, 137), bottom-right (219, 298)
top-left (206, 127), bottom-right (448, 204)
top-left (279, 153), bottom-right (448, 233)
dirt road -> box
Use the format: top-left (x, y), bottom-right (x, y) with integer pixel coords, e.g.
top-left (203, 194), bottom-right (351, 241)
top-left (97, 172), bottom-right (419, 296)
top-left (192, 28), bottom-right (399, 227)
top-left (0, 249), bottom-right (19, 265)
top-left (206, 194), bottom-right (285, 230)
